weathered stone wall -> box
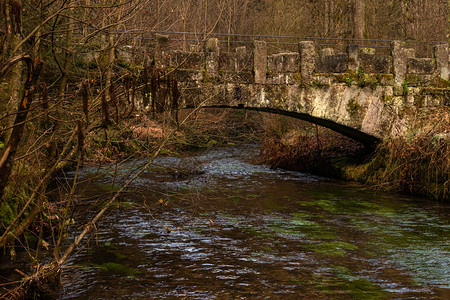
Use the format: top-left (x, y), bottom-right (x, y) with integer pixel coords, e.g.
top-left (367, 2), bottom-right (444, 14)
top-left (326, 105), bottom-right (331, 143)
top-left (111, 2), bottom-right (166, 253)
top-left (132, 37), bottom-right (449, 143)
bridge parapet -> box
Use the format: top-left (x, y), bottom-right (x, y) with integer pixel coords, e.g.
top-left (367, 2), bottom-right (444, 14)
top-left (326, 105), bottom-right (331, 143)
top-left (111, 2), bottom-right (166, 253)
top-left (135, 36), bottom-right (449, 144)
top-left (155, 37), bottom-right (449, 90)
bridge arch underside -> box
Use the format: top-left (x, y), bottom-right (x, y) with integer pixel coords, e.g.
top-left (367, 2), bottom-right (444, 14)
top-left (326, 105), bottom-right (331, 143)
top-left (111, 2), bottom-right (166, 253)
top-left (192, 105), bottom-right (381, 150)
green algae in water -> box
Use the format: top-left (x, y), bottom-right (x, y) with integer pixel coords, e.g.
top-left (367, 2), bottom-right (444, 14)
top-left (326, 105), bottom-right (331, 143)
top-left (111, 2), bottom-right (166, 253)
top-left (241, 224), bottom-right (276, 239)
top-left (305, 241), bottom-right (358, 257)
top-left (99, 241), bottom-right (115, 249)
top-left (245, 194), bottom-right (259, 199)
top-left (267, 213), bottom-right (336, 239)
top-left (297, 194), bottom-right (390, 216)
top-left (263, 199), bottom-right (285, 211)
top-left (111, 200), bottom-right (136, 208)
top-left (267, 217), bottom-right (307, 237)
top-left (333, 278), bottom-right (387, 299)
top-left (291, 213), bottom-right (336, 239)
top-left (100, 262), bottom-right (141, 277)
top-left (227, 195), bottom-right (244, 203)
top-left (96, 241), bottom-right (128, 259)
top-left (290, 278), bottom-right (304, 284)
top-left (297, 199), bottom-right (341, 213)
top-left (221, 214), bottom-right (241, 225)
top-left (301, 266), bottom-right (388, 299)
top-left (221, 214), bottom-right (276, 239)
top-left (262, 246), bottom-right (275, 253)
top-left (78, 262), bottom-right (140, 278)
top-left (349, 211), bottom-right (450, 288)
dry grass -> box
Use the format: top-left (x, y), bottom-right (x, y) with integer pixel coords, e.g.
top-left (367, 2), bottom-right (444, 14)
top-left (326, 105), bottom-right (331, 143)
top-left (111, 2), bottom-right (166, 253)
top-left (259, 115), bottom-right (365, 177)
top-left (364, 108), bottom-right (449, 201)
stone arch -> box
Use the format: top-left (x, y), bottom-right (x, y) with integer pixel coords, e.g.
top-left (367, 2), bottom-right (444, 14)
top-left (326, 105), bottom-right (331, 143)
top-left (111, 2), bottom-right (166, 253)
top-left (199, 105), bottom-right (381, 150)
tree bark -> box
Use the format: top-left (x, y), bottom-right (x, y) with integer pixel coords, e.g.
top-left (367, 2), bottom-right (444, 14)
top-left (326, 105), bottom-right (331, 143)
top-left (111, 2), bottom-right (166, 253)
top-left (105, 26), bottom-right (115, 109)
top-left (0, 56), bottom-right (43, 203)
top-left (57, 5), bottom-right (74, 97)
top-left (2, 0), bottom-right (23, 145)
top-left (353, 0), bottom-right (365, 40)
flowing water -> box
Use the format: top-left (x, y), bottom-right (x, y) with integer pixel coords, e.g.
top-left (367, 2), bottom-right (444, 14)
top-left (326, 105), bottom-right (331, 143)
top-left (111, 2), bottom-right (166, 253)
top-left (2, 145), bottom-right (450, 299)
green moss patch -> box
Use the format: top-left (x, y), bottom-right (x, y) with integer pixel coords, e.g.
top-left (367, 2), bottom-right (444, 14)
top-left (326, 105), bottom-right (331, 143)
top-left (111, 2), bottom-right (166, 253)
top-left (305, 241), bottom-right (358, 257)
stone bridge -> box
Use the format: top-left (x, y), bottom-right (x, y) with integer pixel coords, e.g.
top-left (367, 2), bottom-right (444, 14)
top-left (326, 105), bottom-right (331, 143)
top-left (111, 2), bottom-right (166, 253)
top-left (127, 36), bottom-right (450, 149)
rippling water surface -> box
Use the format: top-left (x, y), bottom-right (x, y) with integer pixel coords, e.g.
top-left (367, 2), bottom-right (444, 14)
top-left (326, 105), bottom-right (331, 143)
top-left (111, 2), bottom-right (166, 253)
top-left (7, 145), bottom-right (450, 299)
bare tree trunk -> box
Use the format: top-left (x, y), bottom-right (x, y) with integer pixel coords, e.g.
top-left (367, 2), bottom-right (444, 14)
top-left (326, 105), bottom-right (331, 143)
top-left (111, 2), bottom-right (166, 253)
top-left (105, 26), bottom-right (115, 109)
top-left (324, 0), bottom-right (330, 36)
top-left (353, 0), bottom-right (365, 40)
top-left (447, 0), bottom-right (450, 44)
top-left (58, 5), bottom-right (74, 97)
top-left (0, 57), bottom-right (43, 203)
top-left (2, 0), bottom-right (23, 144)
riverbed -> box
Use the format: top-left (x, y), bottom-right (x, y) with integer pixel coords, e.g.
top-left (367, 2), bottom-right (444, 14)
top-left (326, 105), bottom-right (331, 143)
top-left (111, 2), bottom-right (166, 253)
top-left (3, 144), bottom-right (450, 299)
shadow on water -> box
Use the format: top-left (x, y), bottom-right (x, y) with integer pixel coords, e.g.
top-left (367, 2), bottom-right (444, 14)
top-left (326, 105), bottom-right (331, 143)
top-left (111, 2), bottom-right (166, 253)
top-left (3, 145), bottom-right (449, 299)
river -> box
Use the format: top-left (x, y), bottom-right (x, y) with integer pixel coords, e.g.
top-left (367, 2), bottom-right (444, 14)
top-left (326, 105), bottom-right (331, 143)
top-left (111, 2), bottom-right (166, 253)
top-left (2, 145), bottom-right (450, 299)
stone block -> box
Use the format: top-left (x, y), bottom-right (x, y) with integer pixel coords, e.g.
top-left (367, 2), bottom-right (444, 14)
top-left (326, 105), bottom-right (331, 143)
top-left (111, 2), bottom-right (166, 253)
top-left (359, 54), bottom-right (391, 73)
top-left (170, 51), bottom-right (204, 69)
top-left (155, 34), bottom-right (169, 68)
top-left (433, 44), bottom-right (449, 80)
top-left (254, 40), bottom-right (267, 84)
top-left (174, 69), bottom-right (203, 82)
top-left (235, 46), bottom-right (252, 72)
top-left (374, 74), bottom-right (394, 86)
top-left (360, 47), bottom-right (375, 55)
top-left (220, 71), bottom-right (253, 84)
top-left (205, 38), bottom-right (219, 53)
top-left (319, 48), bottom-right (335, 56)
top-left (391, 41), bottom-right (406, 95)
top-left (190, 44), bottom-right (202, 52)
top-left (267, 73), bottom-right (298, 85)
top-left (316, 54), bottom-right (347, 73)
top-left (219, 52), bottom-right (236, 72)
top-left (405, 74), bottom-right (434, 87)
top-left (267, 52), bottom-right (300, 72)
top-left (347, 44), bottom-right (360, 72)
top-left (298, 41), bottom-right (316, 83)
top-left (180, 84), bottom-right (203, 107)
top-left (407, 58), bottom-right (435, 74)
top-left (236, 46), bottom-right (247, 55)
top-left (116, 45), bottom-right (134, 64)
top-left (405, 48), bottom-right (416, 58)
top-left (205, 38), bottom-right (220, 80)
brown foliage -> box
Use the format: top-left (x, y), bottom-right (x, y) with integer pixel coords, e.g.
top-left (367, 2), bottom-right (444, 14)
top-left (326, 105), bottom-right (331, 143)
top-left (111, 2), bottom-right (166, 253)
top-left (259, 116), bottom-right (365, 177)
top-left (366, 109), bottom-right (450, 201)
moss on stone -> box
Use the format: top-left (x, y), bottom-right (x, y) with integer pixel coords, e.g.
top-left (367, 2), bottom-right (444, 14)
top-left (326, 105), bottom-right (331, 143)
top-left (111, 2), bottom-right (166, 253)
top-left (346, 98), bottom-right (362, 116)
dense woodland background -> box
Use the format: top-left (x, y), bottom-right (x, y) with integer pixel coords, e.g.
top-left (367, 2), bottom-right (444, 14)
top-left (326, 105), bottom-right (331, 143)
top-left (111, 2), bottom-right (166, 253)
top-left (143, 0), bottom-right (448, 42)
top-left (0, 0), bottom-right (449, 284)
